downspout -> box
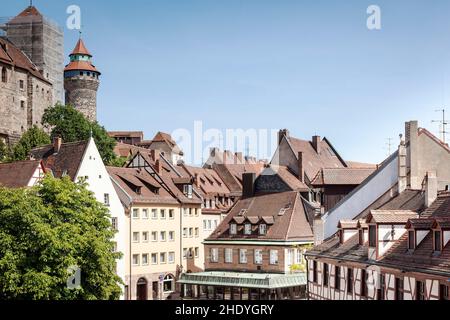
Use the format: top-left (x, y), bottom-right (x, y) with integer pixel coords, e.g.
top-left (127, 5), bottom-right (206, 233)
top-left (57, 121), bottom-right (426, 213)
top-left (305, 256), bottom-right (310, 300)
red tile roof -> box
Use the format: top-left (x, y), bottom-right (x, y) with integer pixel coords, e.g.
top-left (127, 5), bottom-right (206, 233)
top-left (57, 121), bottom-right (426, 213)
top-left (64, 60), bottom-right (100, 73)
top-left (70, 39), bottom-right (92, 56)
top-left (0, 160), bottom-right (42, 188)
top-left (207, 191), bottom-right (314, 242)
top-left (311, 168), bottom-right (376, 186)
top-left (366, 210), bottom-right (418, 224)
top-left (0, 38), bottom-right (50, 84)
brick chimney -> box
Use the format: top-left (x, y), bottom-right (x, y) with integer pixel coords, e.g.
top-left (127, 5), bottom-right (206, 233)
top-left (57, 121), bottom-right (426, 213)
top-left (312, 136), bottom-right (321, 154)
top-left (425, 171), bottom-right (438, 208)
top-left (242, 172), bottom-right (256, 198)
top-left (155, 159), bottom-right (163, 174)
top-left (298, 152), bottom-right (305, 183)
top-left (53, 137), bottom-right (62, 154)
top-left (405, 121), bottom-right (420, 189)
top-left (278, 129), bottom-right (290, 145)
top-left (398, 135), bottom-right (407, 194)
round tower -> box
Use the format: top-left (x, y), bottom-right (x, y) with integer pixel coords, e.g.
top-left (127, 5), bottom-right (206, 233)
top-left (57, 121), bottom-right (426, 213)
top-left (64, 38), bottom-right (101, 121)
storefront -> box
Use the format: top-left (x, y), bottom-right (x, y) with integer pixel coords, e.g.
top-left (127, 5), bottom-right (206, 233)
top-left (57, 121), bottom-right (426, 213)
top-left (178, 271), bottom-right (307, 300)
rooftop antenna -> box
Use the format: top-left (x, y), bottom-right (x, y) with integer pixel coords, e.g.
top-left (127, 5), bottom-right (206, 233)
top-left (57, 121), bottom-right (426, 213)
top-left (431, 109), bottom-right (448, 143)
top-left (384, 138), bottom-right (393, 156)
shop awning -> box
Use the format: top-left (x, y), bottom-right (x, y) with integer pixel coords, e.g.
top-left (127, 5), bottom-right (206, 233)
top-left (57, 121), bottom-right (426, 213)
top-left (178, 271), bottom-right (307, 289)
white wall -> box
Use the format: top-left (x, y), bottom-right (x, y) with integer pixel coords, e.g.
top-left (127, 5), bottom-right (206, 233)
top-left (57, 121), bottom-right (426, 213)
top-left (322, 154), bottom-right (399, 239)
top-left (75, 138), bottom-right (127, 299)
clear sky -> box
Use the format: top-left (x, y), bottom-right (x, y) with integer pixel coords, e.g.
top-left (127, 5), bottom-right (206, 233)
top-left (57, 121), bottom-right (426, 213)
top-left (3, 0), bottom-right (450, 165)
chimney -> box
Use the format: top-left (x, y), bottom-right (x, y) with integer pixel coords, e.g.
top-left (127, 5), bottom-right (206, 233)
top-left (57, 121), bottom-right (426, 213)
top-left (312, 136), bottom-right (321, 154)
top-left (405, 121), bottom-right (420, 189)
top-left (53, 137), bottom-right (62, 154)
top-left (425, 171), bottom-right (438, 208)
top-left (242, 172), bottom-right (256, 198)
top-left (150, 149), bottom-right (160, 162)
top-left (298, 152), bottom-right (305, 182)
top-left (155, 159), bottom-right (163, 174)
top-left (278, 129), bottom-right (290, 145)
top-left (194, 173), bottom-right (200, 188)
top-left (235, 152), bottom-right (243, 164)
top-left (398, 136), bottom-right (407, 193)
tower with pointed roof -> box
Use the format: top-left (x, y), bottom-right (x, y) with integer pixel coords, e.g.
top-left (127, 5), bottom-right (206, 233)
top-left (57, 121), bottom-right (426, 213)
top-left (2, 5), bottom-right (64, 104)
top-left (64, 38), bottom-right (101, 121)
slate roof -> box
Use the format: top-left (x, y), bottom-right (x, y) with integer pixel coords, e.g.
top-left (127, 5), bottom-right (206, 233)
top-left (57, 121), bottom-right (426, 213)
top-left (30, 140), bottom-right (89, 180)
top-left (207, 191), bottom-right (314, 242)
top-left (0, 160), bottom-right (42, 188)
top-left (257, 165), bottom-right (309, 192)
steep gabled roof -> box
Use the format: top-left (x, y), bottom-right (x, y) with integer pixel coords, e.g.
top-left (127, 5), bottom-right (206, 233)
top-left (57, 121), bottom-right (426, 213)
top-left (0, 160), bottom-right (43, 188)
top-left (30, 140), bottom-right (89, 181)
top-left (207, 191), bottom-right (314, 242)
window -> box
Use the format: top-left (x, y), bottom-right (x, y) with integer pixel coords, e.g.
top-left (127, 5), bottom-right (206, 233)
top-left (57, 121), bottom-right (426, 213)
top-left (312, 261), bottom-right (318, 283)
top-left (142, 209), bottom-right (149, 219)
top-left (323, 263), bottom-right (329, 287)
top-left (133, 232), bottom-right (140, 243)
top-left (184, 208), bottom-right (188, 216)
top-left (163, 275), bottom-right (174, 293)
top-left (132, 209), bottom-right (139, 219)
top-left (169, 231), bottom-right (175, 241)
top-left (1, 67), bottom-right (7, 83)
top-left (19, 80), bottom-right (24, 89)
top-left (112, 242), bottom-right (117, 253)
top-left (259, 224), bottom-right (267, 235)
top-left (203, 220), bottom-right (208, 231)
top-left (111, 217), bottom-right (118, 230)
top-left (254, 249), bottom-right (263, 265)
top-left (416, 281), bottom-right (425, 300)
top-left (160, 209), bottom-right (166, 219)
top-left (20, 101), bottom-right (25, 109)
top-left (296, 249), bottom-right (303, 264)
top-left (408, 230), bottom-right (416, 250)
top-left (183, 185), bottom-right (193, 198)
top-left (239, 249), bottom-right (247, 264)
top-left (160, 253), bottom-right (166, 264)
top-left (378, 274), bottom-right (386, 300)
top-left (189, 228), bottom-right (193, 238)
top-left (361, 269), bottom-right (367, 297)
top-left (189, 208), bottom-right (193, 216)
top-left (214, 220), bottom-right (218, 229)
top-left (195, 208), bottom-right (199, 216)
top-left (169, 209), bottom-right (174, 219)
top-left (395, 278), bottom-right (404, 300)
top-left (230, 223), bottom-right (237, 235)
top-left (210, 248), bottom-right (219, 263)
top-left (160, 231), bottom-right (166, 242)
top-left (132, 254), bottom-right (139, 266)
top-left (151, 231), bottom-right (157, 242)
top-left (434, 231), bottom-right (442, 252)
top-left (208, 220), bottom-right (212, 230)
top-left (347, 268), bottom-right (354, 294)
top-left (269, 250), bottom-right (278, 265)
top-left (142, 254), bottom-right (149, 266)
top-left (151, 253), bottom-right (158, 265)
top-left (440, 284), bottom-right (449, 300)
top-left (225, 248), bottom-right (233, 263)
top-left (194, 228), bottom-right (199, 238)
top-left (194, 247), bottom-right (199, 258)
top-left (183, 228), bottom-right (188, 238)
top-left (183, 248), bottom-right (188, 258)
top-left (335, 266), bottom-right (341, 290)
top-left (244, 224), bottom-right (252, 235)
top-left (104, 193), bottom-right (110, 206)
top-left (151, 209), bottom-right (158, 219)
top-left (142, 232), bottom-right (149, 242)
top-left (368, 225), bottom-right (376, 247)
top-left (168, 252), bottom-right (175, 264)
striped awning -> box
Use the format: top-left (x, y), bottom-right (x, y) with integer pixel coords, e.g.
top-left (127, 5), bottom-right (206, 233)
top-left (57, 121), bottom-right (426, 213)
top-left (178, 271), bottom-right (307, 289)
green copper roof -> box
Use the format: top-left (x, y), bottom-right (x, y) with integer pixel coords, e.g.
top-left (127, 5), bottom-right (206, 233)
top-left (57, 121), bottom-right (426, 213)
top-left (178, 271), bottom-right (307, 289)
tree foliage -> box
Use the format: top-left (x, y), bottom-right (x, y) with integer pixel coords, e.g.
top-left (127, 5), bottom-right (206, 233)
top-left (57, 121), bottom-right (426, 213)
top-left (0, 175), bottom-right (122, 300)
top-left (10, 126), bottom-right (51, 161)
top-left (42, 104), bottom-right (117, 165)
top-left (0, 139), bottom-right (8, 162)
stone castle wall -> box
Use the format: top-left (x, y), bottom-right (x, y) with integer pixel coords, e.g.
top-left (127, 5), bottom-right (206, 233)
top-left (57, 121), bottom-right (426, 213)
top-left (64, 75), bottom-right (99, 122)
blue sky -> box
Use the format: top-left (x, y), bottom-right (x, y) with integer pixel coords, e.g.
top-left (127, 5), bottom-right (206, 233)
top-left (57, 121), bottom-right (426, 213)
top-left (3, 0), bottom-right (450, 164)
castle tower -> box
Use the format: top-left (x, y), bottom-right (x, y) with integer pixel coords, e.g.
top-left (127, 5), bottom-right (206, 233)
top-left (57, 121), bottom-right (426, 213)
top-left (2, 5), bottom-right (64, 105)
top-left (64, 38), bottom-right (101, 121)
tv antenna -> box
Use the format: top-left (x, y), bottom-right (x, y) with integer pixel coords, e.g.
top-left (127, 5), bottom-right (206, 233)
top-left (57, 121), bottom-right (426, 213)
top-left (384, 138), bottom-right (393, 156)
top-left (431, 109), bottom-right (448, 143)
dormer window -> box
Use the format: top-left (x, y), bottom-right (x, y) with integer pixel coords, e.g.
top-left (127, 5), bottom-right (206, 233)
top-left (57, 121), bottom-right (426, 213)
top-left (434, 230), bottom-right (442, 253)
top-left (183, 184), bottom-right (193, 199)
top-left (259, 224), bottom-right (267, 235)
top-left (230, 223), bottom-right (237, 235)
top-left (408, 230), bottom-right (416, 251)
top-left (359, 229), bottom-right (364, 245)
top-left (244, 223), bottom-right (252, 235)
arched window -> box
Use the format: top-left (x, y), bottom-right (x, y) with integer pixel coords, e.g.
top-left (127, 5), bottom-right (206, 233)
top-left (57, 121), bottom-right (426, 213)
top-left (163, 274), bottom-right (174, 293)
top-left (1, 67), bottom-right (7, 83)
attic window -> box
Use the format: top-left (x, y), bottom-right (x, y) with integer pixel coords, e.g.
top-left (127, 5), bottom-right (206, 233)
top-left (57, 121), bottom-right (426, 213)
top-left (230, 223), bottom-right (237, 235)
top-left (244, 223), bottom-right (252, 235)
top-left (434, 230), bottom-right (442, 253)
top-left (259, 224), bottom-right (267, 235)
top-left (238, 209), bottom-right (247, 216)
top-left (408, 230), bottom-right (416, 251)
top-left (368, 225), bottom-right (376, 247)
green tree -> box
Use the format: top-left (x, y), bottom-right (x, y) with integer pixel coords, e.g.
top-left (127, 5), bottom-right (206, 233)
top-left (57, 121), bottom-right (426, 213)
top-left (0, 175), bottom-right (122, 300)
top-left (10, 126), bottom-right (51, 161)
top-left (42, 104), bottom-right (117, 165)
top-left (0, 139), bottom-right (7, 162)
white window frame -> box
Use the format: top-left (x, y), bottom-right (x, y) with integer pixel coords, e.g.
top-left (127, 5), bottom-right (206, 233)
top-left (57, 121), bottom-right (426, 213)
top-left (142, 209), bottom-right (149, 219)
top-left (230, 223), bottom-right (237, 235)
top-left (132, 208), bottom-right (139, 219)
top-left (133, 232), bottom-right (140, 243)
top-left (244, 223), bottom-right (252, 235)
top-left (270, 250), bottom-right (279, 265)
top-left (142, 253), bottom-right (149, 266)
top-left (225, 248), bottom-right (233, 263)
top-left (210, 248), bottom-right (219, 263)
top-left (151, 253), bottom-right (158, 265)
top-left (239, 249), bottom-right (247, 264)
top-left (259, 224), bottom-right (267, 235)
top-left (132, 254), bottom-right (140, 266)
top-left (254, 249), bottom-right (263, 265)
